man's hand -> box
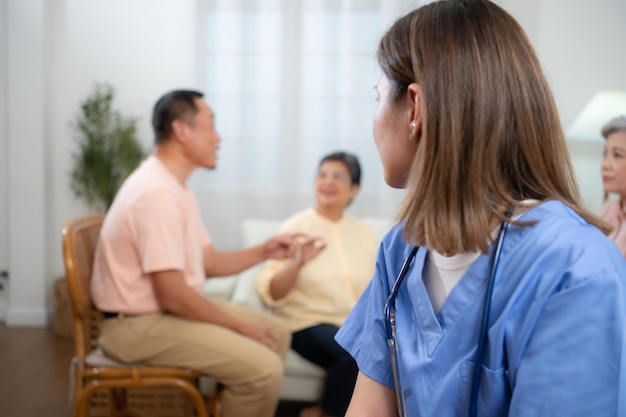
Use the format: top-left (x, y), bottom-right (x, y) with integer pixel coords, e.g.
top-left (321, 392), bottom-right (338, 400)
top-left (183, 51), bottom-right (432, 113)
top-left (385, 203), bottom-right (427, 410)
top-left (293, 236), bottom-right (326, 266)
top-left (263, 233), bottom-right (306, 260)
top-left (238, 322), bottom-right (280, 352)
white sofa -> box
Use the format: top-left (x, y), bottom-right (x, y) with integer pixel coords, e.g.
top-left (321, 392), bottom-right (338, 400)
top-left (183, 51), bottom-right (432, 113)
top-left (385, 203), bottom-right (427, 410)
top-left (203, 216), bottom-right (394, 402)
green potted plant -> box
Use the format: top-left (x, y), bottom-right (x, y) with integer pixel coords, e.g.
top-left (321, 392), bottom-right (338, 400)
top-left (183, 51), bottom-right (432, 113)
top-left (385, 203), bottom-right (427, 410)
top-left (69, 82), bottom-right (146, 212)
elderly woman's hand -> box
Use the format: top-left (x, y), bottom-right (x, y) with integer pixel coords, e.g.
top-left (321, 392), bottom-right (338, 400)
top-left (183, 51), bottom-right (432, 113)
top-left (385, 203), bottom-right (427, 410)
top-left (293, 236), bottom-right (327, 266)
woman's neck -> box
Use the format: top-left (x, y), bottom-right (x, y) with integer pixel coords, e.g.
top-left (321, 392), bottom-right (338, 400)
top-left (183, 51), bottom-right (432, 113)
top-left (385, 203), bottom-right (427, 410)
top-left (315, 206), bottom-right (343, 222)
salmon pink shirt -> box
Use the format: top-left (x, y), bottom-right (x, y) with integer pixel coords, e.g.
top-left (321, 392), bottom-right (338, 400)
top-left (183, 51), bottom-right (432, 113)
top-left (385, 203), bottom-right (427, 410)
top-left (91, 156), bottom-right (212, 313)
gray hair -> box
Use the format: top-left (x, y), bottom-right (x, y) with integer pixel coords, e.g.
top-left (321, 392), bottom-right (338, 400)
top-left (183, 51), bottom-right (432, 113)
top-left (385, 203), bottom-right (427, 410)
top-left (601, 116), bottom-right (626, 139)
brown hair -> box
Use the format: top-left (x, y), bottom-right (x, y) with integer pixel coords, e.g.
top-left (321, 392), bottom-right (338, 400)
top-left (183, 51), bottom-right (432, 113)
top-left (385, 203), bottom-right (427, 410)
top-left (378, 0), bottom-right (609, 254)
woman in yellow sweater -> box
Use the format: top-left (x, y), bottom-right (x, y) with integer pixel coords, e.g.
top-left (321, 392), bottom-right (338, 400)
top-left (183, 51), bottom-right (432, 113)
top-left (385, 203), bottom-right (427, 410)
top-left (256, 151), bottom-right (378, 417)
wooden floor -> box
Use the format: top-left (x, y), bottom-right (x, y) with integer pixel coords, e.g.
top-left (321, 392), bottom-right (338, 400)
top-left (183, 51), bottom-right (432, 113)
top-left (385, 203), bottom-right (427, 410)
top-left (0, 323), bottom-right (308, 417)
top-left (0, 322), bottom-right (75, 417)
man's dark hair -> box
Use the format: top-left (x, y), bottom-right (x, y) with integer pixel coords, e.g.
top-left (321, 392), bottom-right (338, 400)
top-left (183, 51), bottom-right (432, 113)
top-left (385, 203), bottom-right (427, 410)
top-left (320, 151), bottom-right (361, 186)
top-left (152, 90), bottom-right (204, 144)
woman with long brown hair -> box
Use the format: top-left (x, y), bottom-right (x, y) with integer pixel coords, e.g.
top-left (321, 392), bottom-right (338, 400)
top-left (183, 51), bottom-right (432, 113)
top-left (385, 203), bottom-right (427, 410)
top-left (335, 1), bottom-right (626, 416)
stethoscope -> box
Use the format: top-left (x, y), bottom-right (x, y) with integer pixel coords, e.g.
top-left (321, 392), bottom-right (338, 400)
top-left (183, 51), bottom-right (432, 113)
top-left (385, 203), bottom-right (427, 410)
top-left (384, 215), bottom-right (510, 417)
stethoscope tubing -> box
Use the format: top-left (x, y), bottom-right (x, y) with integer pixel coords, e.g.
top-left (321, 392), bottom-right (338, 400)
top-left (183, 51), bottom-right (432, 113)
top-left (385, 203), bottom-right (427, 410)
top-left (468, 219), bottom-right (510, 417)
top-left (384, 216), bottom-right (510, 417)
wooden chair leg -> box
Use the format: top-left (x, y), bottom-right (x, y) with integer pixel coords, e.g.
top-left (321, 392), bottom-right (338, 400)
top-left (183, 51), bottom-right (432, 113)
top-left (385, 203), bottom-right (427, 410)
top-left (207, 383), bottom-right (224, 417)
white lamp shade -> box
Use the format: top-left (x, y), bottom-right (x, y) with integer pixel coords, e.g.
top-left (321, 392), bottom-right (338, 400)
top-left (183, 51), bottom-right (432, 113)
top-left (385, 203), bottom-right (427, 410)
top-left (567, 90), bottom-right (626, 142)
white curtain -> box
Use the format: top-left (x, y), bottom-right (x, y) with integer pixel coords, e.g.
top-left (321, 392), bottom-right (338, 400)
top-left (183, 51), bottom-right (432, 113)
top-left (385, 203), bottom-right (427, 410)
top-left (193, 0), bottom-right (423, 249)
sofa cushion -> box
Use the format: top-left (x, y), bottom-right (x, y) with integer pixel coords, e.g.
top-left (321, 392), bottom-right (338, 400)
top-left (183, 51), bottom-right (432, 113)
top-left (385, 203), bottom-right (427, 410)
top-left (204, 275), bottom-right (238, 300)
top-left (231, 263), bottom-right (270, 311)
top-left (206, 219), bottom-right (283, 303)
top-left (230, 219), bottom-right (282, 310)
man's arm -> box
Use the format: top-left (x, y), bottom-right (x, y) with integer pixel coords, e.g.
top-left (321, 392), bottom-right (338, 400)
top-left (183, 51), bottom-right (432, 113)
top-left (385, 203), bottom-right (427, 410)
top-left (152, 269), bottom-right (279, 351)
top-left (345, 372), bottom-right (398, 417)
top-left (203, 233), bottom-right (302, 277)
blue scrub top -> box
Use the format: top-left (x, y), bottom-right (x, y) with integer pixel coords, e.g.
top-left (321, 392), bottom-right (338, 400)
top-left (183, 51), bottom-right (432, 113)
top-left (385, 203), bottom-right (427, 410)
top-left (336, 200), bottom-right (626, 416)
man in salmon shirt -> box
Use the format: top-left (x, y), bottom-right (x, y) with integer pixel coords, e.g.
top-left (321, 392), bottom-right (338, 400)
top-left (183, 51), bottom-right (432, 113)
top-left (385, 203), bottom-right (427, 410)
top-left (91, 89), bottom-right (300, 417)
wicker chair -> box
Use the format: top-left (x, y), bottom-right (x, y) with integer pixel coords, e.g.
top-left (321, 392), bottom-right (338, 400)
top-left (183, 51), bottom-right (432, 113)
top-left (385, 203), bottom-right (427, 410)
top-left (62, 213), bottom-right (222, 417)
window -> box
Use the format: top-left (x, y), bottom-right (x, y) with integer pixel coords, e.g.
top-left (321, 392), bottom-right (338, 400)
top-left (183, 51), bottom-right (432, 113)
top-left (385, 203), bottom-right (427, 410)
top-left (195, 0), bottom-right (413, 228)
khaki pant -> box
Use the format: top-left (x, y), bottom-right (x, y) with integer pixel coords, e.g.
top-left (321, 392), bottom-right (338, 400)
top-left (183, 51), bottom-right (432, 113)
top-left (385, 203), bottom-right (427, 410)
top-left (99, 298), bottom-right (290, 417)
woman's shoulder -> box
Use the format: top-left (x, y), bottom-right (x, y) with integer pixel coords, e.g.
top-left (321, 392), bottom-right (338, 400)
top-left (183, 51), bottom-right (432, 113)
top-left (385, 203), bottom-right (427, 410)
top-left (278, 208), bottom-right (317, 231)
top-left (522, 200), bottom-right (605, 233)
top-left (513, 200), bottom-right (609, 246)
top-left (509, 200), bottom-right (626, 280)
top-left (376, 222), bottom-right (416, 263)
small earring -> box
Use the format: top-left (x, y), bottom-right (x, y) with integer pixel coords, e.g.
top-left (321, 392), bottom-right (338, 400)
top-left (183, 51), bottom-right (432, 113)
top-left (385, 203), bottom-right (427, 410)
top-left (409, 121), bottom-right (418, 144)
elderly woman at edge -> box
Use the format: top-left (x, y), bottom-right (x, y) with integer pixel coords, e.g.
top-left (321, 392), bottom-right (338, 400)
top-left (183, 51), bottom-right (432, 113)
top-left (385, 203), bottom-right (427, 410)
top-left (598, 115), bottom-right (626, 256)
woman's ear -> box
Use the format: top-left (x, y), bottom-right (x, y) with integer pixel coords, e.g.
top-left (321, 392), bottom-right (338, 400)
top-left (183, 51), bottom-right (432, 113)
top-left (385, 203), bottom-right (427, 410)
top-left (350, 184), bottom-right (360, 198)
top-left (346, 184), bottom-right (360, 206)
top-left (406, 83), bottom-right (423, 129)
top-left (406, 83), bottom-right (423, 143)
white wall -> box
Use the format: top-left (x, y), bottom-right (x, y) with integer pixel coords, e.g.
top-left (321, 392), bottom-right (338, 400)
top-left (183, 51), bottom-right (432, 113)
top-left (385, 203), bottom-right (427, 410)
top-left (1, 0), bottom-right (624, 326)
top-left (0, 0), bottom-right (8, 316)
top-left (4, 0), bottom-right (47, 325)
top-left (504, 0), bottom-right (626, 211)
top-left (3, 0), bottom-right (199, 325)
top-left (46, 0), bottom-right (199, 287)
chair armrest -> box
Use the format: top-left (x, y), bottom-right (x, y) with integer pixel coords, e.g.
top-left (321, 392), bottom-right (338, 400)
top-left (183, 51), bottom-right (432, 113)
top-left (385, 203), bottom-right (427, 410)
top-left (230, 264), bottom-right (270, 312)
